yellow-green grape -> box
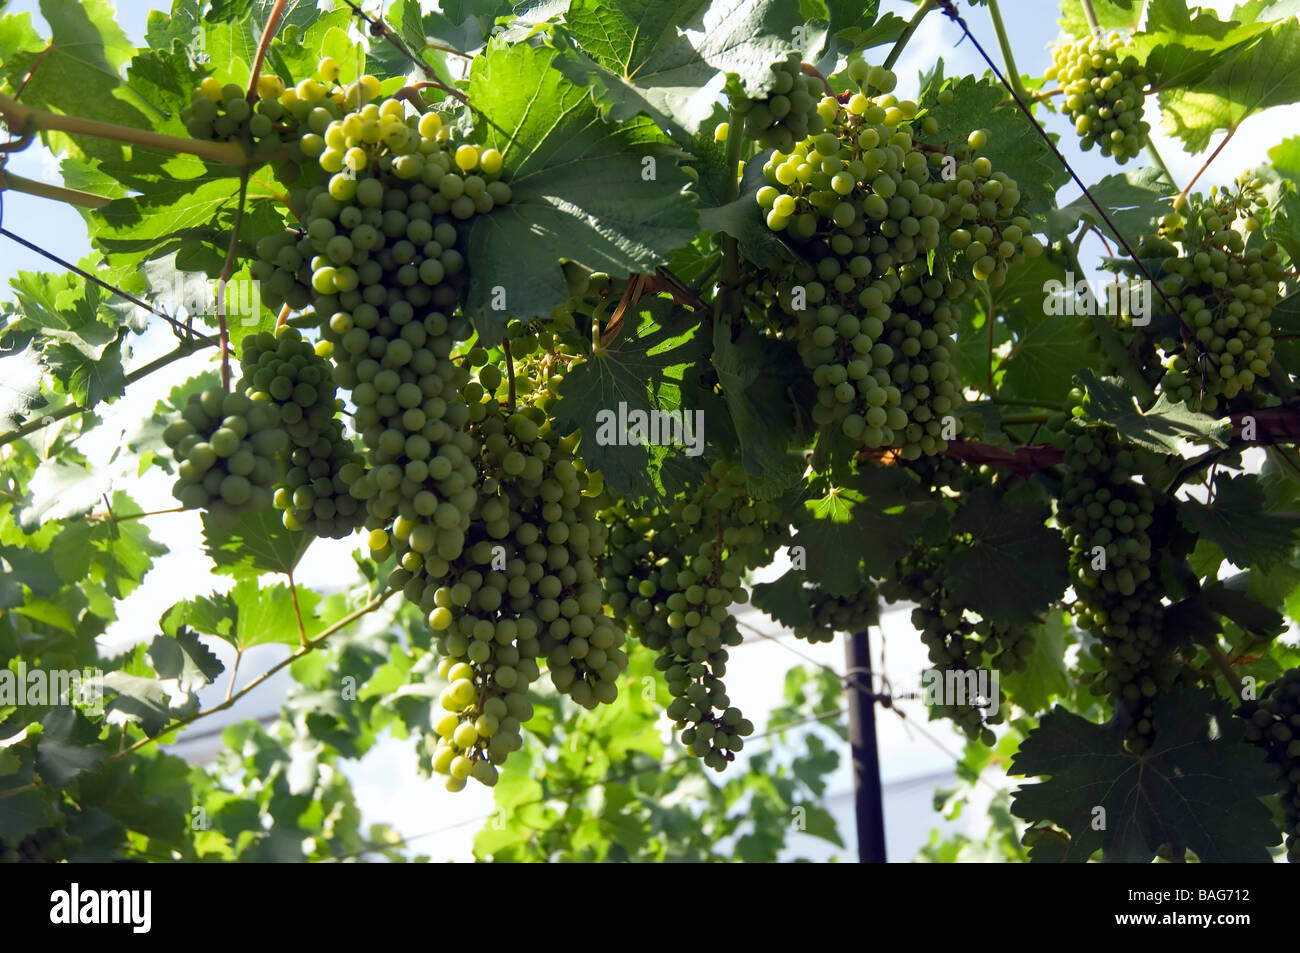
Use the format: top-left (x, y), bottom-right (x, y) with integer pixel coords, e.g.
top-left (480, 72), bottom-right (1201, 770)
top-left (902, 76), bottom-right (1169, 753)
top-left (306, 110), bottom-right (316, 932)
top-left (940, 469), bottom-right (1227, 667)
top-left (602, 461), bottom-right (783, 769)
top-left (1151, 182), bottom-right (1285, 409)
top-left (1053, 420), bottom-right (1172, 754)
top-left (1046, 33), bottom-right (1150, 164)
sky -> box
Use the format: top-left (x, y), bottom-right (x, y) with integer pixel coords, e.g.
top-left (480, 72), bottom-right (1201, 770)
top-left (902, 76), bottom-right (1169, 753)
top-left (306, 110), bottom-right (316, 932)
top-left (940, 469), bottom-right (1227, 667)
top-left (2, 0), bottom-right (1298, 861)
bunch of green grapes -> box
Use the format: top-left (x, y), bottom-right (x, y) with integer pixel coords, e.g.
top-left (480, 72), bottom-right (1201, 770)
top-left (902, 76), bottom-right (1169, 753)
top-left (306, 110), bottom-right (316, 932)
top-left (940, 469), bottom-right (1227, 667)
top-left (1046, 33), bottom-right (1150, 163)
top-left (752, 67), bottom-right (1040, 457)
top-left (394, 376), bottom-right (623, 789)
top-left (1152, 180), bottom-right (1285, 411)
top-left (163, 386), bottom-right (287, 524)
top-left (881, 540), bottom-right (1031, 744)
top-left (1236, 667), bottom-right (1300, 862)
top-left (183, 72), bottom-right (347, 163)
top-left (729, 57), bottom-right (827, 154)
top-left (1054, 420), bottom-right (1173, 752)
top-left (604, 463), bottom-right (786, 769)
top-left (238, 327), bottom-right (367, 537)
top-left (794, 580), bottom-right (881, 644)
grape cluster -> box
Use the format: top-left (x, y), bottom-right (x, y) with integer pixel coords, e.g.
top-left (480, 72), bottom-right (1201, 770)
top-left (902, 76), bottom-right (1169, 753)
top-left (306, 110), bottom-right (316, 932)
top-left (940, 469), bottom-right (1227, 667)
top-left (752, 65), bottom-right (1041, 458)
top-left (1236, 668), bottom-right (1300, 862)
top-left (1046, 33), bottom-right (1150, 164)
top-left (1054, 420), bottom-right (1173, 751)
top-left (1153, 181), bottom-right (1285, 411)
top-left (398, 373), bottom-right (624, 790)
top-left (730, 57), bottom-right (827, 154)
top-left (238, 328), bottom-right (365, 538)
top-left (605, 463), bottom-right (785, 768)
top-left (794, 580), bottom-right (881, 644)
top-left (163, 387), bottom-right (288, 524)
top-left (882, 540), bottom-right (1031, 744)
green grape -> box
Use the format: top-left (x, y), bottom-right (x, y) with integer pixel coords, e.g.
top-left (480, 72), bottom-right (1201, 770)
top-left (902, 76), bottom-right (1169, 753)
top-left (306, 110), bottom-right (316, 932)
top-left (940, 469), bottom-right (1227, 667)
top-left (1235, 668), bottom-right (1300, 862)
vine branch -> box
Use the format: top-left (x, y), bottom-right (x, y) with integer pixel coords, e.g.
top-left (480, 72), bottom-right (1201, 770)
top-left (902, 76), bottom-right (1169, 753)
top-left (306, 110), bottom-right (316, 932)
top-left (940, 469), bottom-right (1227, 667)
top-left (883, 0), bottom-right (935, 72)
top-left (215, 170), bottom-right (252, 391)
top-left (246, 0), bottom-right (289, 101)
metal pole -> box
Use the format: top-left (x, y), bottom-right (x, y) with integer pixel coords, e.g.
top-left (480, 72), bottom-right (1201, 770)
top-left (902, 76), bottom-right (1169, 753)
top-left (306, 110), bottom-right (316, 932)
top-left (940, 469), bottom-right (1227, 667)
top-left (845, 629), bottom-right (887, 862)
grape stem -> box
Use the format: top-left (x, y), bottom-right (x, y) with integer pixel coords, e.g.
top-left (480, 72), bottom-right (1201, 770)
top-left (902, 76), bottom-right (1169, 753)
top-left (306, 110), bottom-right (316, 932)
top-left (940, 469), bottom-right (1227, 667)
top-left (1199, 636), bottom-right (1244, 699)
top-left (1079, 0), bottom-right (1103, 35)
top-left (287, 570), bottom-right (309, 648)
top-left (215, 170), bottom-right (252, 392)
top-left (0, 168), bottom-right (109, 209)
top-left (246, 0), bottom-right (289, 102)
top-left (1175, 125), bottom-right (1238, 212)
top-left (0, 92), bottom-right (248, 167)
top-left (717, 105), bottom-right (745, 316)
top-left (883, 0), bottom-right (935, 71)
top-left (1144, 140), bottom-right (1181, 193)
top-left (338, 0), bottom-right (469, 104)
top-left (986, 0), bottom-right (1031, 106)
top-left (799, 63), bottom-right (835, 98)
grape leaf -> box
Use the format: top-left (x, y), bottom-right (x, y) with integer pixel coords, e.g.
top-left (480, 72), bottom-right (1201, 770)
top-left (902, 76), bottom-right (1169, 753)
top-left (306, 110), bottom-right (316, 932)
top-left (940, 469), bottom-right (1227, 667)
top-left (709, 319), bottom-right (804, 494)
top-left (915, 75), bottom-right (1069, 221)
top-left (1130, 0), bottom-right (1270, 95)
top-left (946, 486), bottom-right (1070, 626)
top-left (790, 468), bottom-right (948, 596)
top-left (999, 611), bottom-right (1072, 716)
top-left (686, 0), bottom-right (827, 100)
top-left (35, 708), bottom-right (104, 787)
top-left (1058, 0), bottom-right (1142, 38)
top-left (1155, 14), bottom-right (1300, 153)
top-left (999, 313), bottom-right (1099, 406)
top-left (1009, 685), bottom-right (1279, 862)
top-left (463, 42), bottom-right (699, 326)
top-left (1177, 474), bottom-right (1300, 571)
top-left (1269, 135), bottom-right (1300, 182)
top-left (1046, 168), bottom-right (1178, 247)
top-left (1203, 579), bottom-right (1287, 639)
top-left (551, 0), bottom-right (729, 136)
top-left (551, 298), bottom-right (709, 502)
top-left (750, 569), bottom-right (816, 631)
top-left (697, 147), bottom-right (798, 265)
top-left (1076, 369), bottom-right (1231, 453)
top-left (148, 628), bottom-right (225, 694)
top-left (202, 507), bottom-right (314, 577)
top-left (169, 580), bottom-right (324, 650)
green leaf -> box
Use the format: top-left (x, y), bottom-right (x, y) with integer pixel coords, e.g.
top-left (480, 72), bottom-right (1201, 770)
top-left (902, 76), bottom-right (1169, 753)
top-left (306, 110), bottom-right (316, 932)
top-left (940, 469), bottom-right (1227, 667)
top-left (1009, 685), bottom-right (1279, 862)
top-left (710, 319), bottom-right (804, 493)
top-left (552, 0), bottom-right (726, 136)
top-left (697, 147), bottom-right (797, 266)
top-left (35, 708), bottom-right (104, 787)
top-left (551, 298), bottom-right (709, 501)
top-left (148, 628), bottom-right (224, 694)
top-left (688, 0), bottom-right (827, 99)
top-left (1077, 369), bottom-right (1231, 454)
top-left (791, 468), bottom-right (947, 595)
top-left (1130, 0), bottom-right (1270, 95)
top-left (999, 313), bottom-right (1099, 406)
top-left (1000, 611), bottom-right (1072, 715)
top-left (1154, 14), bottom-right (1300, 153)
top-left (751, 569), bottom-right (816, 631)
top-left (1269, 135), bottom-right (1300, 182)
top-left (1178, 474), bottom-right (1300, 571)
top-left (1058, 0), bottom-right (1142, 38)
top-left (202, 507), bottom-right (314, 577)
top-left (1203, 579), bottom-right (1287, 639)
top-left (1046, 168), bottom-right (1178, 248)
top-left (464, 42), bottom-right (699, 325)
top-left (946, 486), bottom-right (1070, 626)
top-left (916, 74), bottom-right (1069, 220)
top-left (174, 580), bottom-right (322, 650)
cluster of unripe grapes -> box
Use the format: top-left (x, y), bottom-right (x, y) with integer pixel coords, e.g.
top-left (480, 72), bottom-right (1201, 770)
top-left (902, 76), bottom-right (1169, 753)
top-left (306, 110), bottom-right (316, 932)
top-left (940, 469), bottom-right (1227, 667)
top-left (1151, 181), bottom-right (1284, 410)
top-left (239, 328), bottom-right (366, 538)
top-left (751, 64), bottom-right (1040, 458)
top-left (1047, 33), bottom-right (1150, 163)
top-left (882, 540), bottom-right (1029, 744)
top-left (793, 579), bottom-right (881, 644)
top-left (604, 463), bottom-right (780, 768)
top-left (1236, 667), bottom-right (1300, 862)
top-left (1052, 418), bottom-right (1173, 752)
top-left (164, 387), bottom-right (287, 524)
top-left (729, 57), bottom-right (828, 154)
